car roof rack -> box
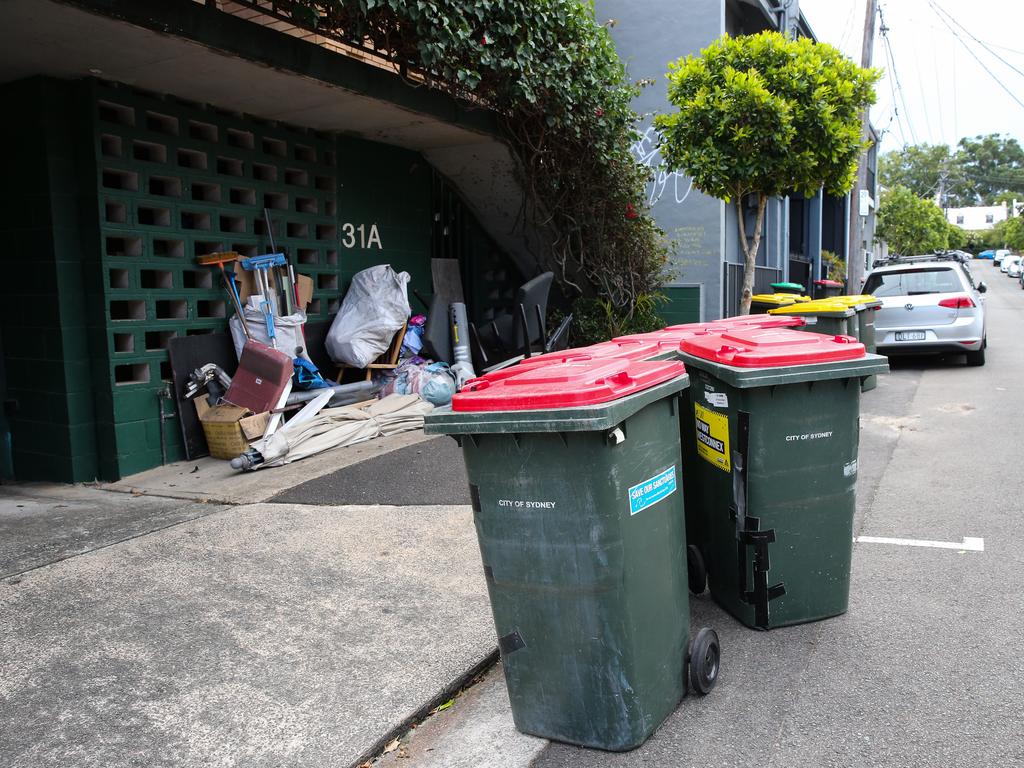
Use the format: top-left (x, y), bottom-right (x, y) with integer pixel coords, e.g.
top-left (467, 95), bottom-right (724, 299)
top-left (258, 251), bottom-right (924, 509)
top-left (874, 252), bottom-right (964, 267)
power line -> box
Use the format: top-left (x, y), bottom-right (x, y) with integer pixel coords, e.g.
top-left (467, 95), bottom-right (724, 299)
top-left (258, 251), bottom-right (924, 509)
top-left (983, 40), bottom-right (1024, 57)
top-left (838, 0), bottom-right (858, 53)
top-left (928, 2), bottom-right (1024, 113)
top-left (951, 44), bottom-right (959, 144)
top-left (910, 30), bottom-right (936, 143)
top-left (879, 37), bottom-right (907, 145)
top-left (931, 26), bottom-right (946, 144)
top-left (930, 1), bottom-right (1024, 82)
top-left (878, 3), bottom-right (918, 144)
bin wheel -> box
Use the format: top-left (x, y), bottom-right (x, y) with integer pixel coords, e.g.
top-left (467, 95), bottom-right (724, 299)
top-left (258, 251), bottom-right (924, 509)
top-left (687, 545), bottom-right (707, 594)
top-left (687, 628), bottom-right (721, 695)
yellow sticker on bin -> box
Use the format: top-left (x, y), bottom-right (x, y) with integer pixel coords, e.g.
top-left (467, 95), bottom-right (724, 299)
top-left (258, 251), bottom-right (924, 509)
top-left (694, 403), bottom-right (731, 472)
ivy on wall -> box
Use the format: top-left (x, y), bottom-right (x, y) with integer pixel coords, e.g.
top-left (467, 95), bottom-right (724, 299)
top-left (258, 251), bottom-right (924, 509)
top-left (279, 0), bottom-right (666, 316)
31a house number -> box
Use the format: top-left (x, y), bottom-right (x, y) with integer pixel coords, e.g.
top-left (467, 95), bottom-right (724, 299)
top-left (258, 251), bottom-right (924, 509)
top-left (341, 223), bottom-right (383, 250)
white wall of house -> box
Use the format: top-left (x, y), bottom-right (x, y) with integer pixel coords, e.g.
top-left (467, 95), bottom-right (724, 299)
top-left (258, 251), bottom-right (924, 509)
top-left (947, 202), bottom-right (1016, 230)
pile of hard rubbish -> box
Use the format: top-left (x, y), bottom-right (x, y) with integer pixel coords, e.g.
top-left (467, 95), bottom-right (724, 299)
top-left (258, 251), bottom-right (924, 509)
top-left (423, 290), bottom-right (888, 753)
top-left (178, 245), bottom-right (567, 471)
top-left (180, 250), bottom-right (464, 471)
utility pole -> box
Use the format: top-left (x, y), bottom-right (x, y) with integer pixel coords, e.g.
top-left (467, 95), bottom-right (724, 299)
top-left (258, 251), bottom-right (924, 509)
top-left (847, 0), bottom-right (877, 290)
top-left (935, 165), bottom-right (949, 214)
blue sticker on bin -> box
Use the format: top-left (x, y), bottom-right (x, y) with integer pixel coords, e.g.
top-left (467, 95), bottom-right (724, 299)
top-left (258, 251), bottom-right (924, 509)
top-left (628, 466), bottom-right (677, 516)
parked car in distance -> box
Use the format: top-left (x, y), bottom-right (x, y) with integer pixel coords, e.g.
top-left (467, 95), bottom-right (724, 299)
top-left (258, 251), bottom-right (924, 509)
top-left (1009, 257), bottom-right (1024, 279)
top-left (864, 254), bottom-right (987, 366)
top-left (977, 250), bottom-right (995, 260)
top-left (1001, 254), bottom-right (1020, 274)
top-left (993, 249), bottom-right (1011, 265)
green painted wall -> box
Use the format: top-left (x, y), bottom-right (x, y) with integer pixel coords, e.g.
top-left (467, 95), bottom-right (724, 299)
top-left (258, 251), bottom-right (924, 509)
top-left (337, 138), bottom-right (433, 299)
top-left (0, 76), bottom-right (516, 482)
top-left (659, 287), bottom-right (702, 326)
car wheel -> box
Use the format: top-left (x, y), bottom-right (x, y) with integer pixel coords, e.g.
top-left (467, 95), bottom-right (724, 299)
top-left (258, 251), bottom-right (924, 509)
top-left (966, 343), bottom-right (986, 367)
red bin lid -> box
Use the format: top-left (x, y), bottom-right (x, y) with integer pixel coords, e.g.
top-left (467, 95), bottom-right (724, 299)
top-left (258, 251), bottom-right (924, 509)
top-left (528, 338), bottom-right (666, 364)
top-left (678, 327), bottom-right (865, 368)
top-left (452, 357), bottom-right (687, 412)
top-left (814, 279), bottom-right (844, 287)
top-left (670, 315), bottom-right (805, 331)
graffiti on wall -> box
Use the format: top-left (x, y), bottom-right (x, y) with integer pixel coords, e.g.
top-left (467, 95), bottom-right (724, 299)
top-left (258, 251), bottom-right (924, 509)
top-left (631, 124), bottom-right (694, 207)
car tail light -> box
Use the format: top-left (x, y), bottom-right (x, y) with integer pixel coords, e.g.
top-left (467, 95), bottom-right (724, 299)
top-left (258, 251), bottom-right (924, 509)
top-left (938, 296), bottom-right (975, 309)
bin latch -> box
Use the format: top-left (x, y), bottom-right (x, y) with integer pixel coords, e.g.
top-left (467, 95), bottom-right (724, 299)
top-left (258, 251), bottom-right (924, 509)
top-left (738, 516), bottom-right (786, 629)
top-left (730, 410), bottom-right (786, 628)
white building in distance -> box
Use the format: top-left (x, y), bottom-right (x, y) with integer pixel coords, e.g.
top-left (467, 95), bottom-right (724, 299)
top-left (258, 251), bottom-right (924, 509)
top-left (946, 201), bottom-right (1018, 230)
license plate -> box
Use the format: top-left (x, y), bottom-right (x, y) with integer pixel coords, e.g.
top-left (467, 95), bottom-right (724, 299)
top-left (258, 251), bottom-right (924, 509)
top-left (895, 331), bottom-right (926, 341)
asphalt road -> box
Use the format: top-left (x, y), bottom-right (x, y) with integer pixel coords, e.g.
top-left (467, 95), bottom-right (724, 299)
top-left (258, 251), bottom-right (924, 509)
top-left (531, 259), bottom-right (1024, 767)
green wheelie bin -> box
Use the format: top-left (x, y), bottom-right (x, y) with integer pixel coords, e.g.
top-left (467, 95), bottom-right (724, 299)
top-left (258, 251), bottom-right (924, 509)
top-left (831, 295), bottom-right (883, 392)
top-left (617, 315), bottom-right (806, 594)
top-left (767, 298), bottom-right (858, 338)
top-left (770, 281), bottom-right (806, 295)
top-left (677, 326), bottom-right (888, 630)
top-left (424, 357), bottom-right (720, 751)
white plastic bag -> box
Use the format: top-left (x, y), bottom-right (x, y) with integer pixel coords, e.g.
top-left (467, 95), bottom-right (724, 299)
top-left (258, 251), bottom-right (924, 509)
top-left (229, 308), bottom-right (310, 361)
top-left (326, 265), bottom-right (411, 367)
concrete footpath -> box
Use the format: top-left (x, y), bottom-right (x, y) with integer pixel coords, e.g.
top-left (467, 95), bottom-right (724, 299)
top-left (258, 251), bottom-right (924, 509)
top-left (0, 430), bottom-right (494, 768)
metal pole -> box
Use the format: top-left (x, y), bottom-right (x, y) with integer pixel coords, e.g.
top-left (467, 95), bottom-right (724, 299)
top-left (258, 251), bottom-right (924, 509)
top-left (848, 0), bottom-right (878, 289)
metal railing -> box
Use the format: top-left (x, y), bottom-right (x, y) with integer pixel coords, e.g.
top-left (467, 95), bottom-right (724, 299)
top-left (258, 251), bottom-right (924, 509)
top-left (200, 0), bottom-right (422, 79)
top-left (723, 263), bottom-right (782, 317)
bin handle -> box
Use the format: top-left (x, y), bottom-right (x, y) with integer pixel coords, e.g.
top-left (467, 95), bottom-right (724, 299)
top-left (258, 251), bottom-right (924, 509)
top-left (463, 378), bottom-right (490, 391)
top-left (604, 371), bottom-right (634, 390)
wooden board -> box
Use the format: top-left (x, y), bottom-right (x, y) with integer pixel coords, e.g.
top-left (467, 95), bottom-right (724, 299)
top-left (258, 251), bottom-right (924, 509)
top-left (167, 333), bottom-right (238, 460)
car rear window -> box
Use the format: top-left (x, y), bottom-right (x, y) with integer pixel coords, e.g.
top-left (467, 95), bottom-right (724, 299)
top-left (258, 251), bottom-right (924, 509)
top-left (864, 267), bottom-right (963, 296)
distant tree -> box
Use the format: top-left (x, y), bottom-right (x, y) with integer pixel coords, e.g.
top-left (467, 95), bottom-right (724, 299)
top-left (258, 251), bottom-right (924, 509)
top-left (878, 143), bottom-right (955, 201)
top-left (882, 134), bottom-right (1024, 208)
top-left (957, 134), bottom-right (1024, 205)
top-left (964, 229), bottom-right (1001, 254)
top-left (876, 186), bottom-right (950, 255)
top-left (946, 223), bottom-right (967, 250)
top-left (992, 216), bottom-right (1024, 252)
top-left (655, 31), bottom-right (878, 313)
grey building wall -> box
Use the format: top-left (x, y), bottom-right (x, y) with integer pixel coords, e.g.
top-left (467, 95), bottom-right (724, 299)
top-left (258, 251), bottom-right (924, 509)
top-left (597, 0), bottom-right (726, 319)
top-left (598, 0), bottom-right (811, 318)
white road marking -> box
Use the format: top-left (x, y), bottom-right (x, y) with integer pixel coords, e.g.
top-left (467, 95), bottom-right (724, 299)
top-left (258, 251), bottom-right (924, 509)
top-left (854, 535), bottom-right (984, 552)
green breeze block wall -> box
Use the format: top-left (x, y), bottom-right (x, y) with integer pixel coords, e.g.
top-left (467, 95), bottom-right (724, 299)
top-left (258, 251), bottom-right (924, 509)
top-left (90, 82), bottom-right (435, 478)
top-left (0, 78), bottom-right (103, 482)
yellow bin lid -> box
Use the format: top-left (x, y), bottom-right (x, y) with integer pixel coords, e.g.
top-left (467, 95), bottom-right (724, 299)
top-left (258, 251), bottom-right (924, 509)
top-left (831, 294), bottom-right (882, 309)
top-left (750, 293), bottom-right (812, 306)
top-left (768, 298), bottom-right (856, 316)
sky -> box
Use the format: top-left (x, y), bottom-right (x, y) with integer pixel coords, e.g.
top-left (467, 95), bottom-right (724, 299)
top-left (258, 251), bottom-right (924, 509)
top-left (799, 0), bottom-right (1024, 154)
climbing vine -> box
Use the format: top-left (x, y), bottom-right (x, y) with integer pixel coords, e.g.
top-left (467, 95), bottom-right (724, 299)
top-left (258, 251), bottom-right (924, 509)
top-left (277, 0), bottom-right (666, 315)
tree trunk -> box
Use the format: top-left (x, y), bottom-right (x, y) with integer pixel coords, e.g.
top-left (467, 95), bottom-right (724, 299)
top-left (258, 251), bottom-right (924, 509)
top-left (737, 195), bottom-right (768, 315)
